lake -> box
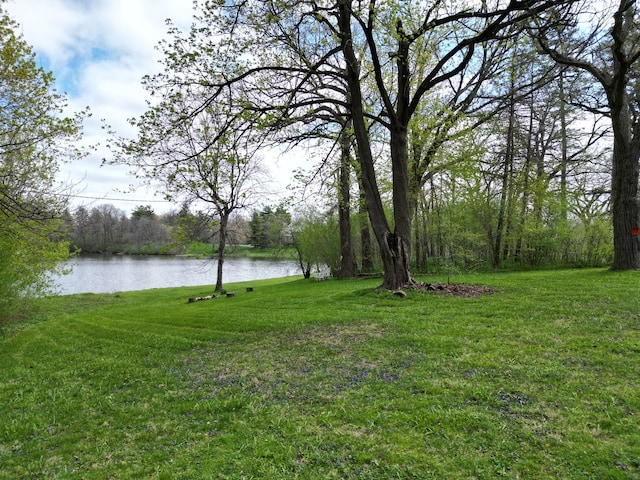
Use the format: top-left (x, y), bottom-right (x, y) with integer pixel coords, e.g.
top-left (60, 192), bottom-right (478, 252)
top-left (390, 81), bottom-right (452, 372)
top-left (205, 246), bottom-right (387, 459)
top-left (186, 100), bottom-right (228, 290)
top-left (54, 255), bottom-right (301, 295)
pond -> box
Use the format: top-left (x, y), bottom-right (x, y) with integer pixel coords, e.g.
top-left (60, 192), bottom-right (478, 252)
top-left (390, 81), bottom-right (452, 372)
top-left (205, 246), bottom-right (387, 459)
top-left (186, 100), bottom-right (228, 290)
top-left (53, 254), bottom-right (301, 295)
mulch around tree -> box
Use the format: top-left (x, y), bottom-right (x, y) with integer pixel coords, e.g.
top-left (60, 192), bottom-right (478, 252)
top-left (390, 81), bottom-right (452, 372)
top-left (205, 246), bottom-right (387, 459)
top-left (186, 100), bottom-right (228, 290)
top-left (408, 282), bottom-right (496, 298)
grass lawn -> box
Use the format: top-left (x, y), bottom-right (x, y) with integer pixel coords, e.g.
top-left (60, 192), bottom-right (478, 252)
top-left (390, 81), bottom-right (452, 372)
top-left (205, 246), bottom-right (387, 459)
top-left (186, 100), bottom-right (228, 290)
top-left (0, 269), bottom-right (638, 479)
top-left (184, 242), bottom-right (297, 260)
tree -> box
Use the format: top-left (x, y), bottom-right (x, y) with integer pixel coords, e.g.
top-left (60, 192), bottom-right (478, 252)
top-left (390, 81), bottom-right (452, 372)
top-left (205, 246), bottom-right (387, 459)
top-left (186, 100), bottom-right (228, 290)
top-left (171, 203), bottom-right (213, 246)
top-left (115, 96), bottom-right (267, 291)
top-left (0, 7), bottom-right (87, 323)
top-left (126, 0), bottom-right (573, 290)
top-left (249, 205), bottom-right (292, 249)
top-left (335, 0), bottom-right (577, 288)
top-left (292, 209), bottom-right (341, 277)
top-left (533, 0), bottom-right (640, 269)
top-left (131, 205), bottom-right (156, 220)
top-left (128, 205), bottom-right (172, 254)
top-left (337, 126), bottom-right (357, 278)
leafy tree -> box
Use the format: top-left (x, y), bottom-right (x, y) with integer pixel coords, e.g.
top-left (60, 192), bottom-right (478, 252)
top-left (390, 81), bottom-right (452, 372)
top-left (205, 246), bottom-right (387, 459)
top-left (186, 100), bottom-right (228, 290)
top-left (292, 212), bottom-right (341, 278)
top-left (170, 203), bottom-right (212, 247)
top-left (114, 95), bottom-right (267, 291)
top-left (0, 7), bottom-right (87, 323)
top-left (161, 0), bottom-right (574, 289)
top-left (127, 206), bottom-right (172, 254)
top-left (249, 206), bottom-right (292, 249)
top-left (533, 0), bottom-right (640, 269)
top-left (131, 205), bottom-right (156, 220)
top-left (335, 0), bottom-right (577, 288)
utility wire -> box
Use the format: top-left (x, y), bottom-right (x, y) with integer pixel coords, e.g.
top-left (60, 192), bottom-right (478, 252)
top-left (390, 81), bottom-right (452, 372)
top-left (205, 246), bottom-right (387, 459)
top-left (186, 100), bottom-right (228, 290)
top-left (59, 193), bottom-right (174, 204)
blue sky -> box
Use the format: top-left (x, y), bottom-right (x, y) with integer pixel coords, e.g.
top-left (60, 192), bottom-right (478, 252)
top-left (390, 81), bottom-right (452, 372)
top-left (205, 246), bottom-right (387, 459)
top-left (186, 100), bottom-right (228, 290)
top-left (4, 0), bottom-right (202, 213)
top-left (4, 0), bottom-right (314, 214)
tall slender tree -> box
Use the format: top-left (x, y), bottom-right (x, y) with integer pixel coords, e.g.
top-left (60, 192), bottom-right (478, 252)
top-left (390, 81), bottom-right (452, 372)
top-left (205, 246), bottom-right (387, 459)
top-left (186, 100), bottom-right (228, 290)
top-left (115, 97), bottom-right (267, 291)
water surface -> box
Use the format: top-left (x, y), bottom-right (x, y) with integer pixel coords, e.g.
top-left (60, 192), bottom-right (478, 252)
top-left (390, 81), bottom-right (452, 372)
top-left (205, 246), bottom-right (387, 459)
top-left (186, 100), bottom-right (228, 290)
top-left (54, 254), bottom-right (300, 295)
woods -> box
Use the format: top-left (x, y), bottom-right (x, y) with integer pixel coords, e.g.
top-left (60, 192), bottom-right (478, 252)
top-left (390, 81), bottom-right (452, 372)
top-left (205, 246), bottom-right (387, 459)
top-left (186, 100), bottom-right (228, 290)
top-left (111, 0), bottom-right (636, 289)
top-left (533, 0), bottom-right (640, 269)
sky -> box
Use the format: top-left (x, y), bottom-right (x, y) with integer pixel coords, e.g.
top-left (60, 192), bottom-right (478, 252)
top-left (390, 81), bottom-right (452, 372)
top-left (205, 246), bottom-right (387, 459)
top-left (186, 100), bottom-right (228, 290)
top-left (4, 0), bottom-right (298, 215)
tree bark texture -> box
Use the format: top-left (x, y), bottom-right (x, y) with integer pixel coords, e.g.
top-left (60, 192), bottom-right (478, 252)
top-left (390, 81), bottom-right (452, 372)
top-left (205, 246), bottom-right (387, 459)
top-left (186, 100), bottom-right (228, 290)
top-left (338, 0), bottom-right (412, 289)
top-left (338, 126), bottom-right (357, 278)
top-left (609, 108), bottom-right (640, 269)
top-left (215, 210), bottom-right (229, 292)
top-left (608, 2), bottom-right (640, 270)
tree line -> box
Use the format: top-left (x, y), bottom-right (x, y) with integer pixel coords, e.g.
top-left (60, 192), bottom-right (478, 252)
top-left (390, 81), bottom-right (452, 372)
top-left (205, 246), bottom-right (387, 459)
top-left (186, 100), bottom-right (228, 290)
top-left (62, 204), bottom-right (294, 255)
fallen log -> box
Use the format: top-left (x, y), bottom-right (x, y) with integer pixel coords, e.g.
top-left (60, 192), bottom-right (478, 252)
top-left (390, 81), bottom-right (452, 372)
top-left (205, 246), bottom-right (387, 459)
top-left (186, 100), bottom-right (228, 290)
top-left (188, 294), bottom-right (217, 303)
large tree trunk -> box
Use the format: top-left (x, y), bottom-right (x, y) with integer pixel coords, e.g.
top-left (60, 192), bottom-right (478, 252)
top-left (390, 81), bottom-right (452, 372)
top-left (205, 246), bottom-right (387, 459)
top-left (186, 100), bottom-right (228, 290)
top-left (357, 175), bottom-right (374, 273)
top-left (609, 0), bottom-right (640, 270)
top-left (610, 109), bottom-right (640, 270)
top-left (386, 124), bottom-right (413, 287)
top-left (338, 0), bottom-right (413, 290)
top-left (609, 39), bottom-right (640, 270)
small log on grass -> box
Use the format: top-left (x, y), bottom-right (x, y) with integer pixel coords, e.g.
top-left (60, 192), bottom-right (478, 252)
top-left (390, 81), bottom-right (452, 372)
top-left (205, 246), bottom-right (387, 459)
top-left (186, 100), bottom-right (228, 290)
top-left (188, 294), bottom-right (217, 303)
top-left (246, 287), bottom-right (253, 292)
top-left (226, 292), bottom-right (236, 298)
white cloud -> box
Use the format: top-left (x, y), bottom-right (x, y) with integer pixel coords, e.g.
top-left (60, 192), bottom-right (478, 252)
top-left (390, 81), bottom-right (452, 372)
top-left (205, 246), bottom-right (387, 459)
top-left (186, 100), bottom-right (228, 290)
top-left (5, 0), bottom-right (196, 213)
top-left (5, 0), bottom-right (302, 214)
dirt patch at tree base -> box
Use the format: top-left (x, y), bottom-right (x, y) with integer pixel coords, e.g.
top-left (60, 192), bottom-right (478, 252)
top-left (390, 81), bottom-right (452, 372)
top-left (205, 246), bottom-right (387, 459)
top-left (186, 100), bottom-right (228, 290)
top-left (408, 282), bottom-right (496, 298)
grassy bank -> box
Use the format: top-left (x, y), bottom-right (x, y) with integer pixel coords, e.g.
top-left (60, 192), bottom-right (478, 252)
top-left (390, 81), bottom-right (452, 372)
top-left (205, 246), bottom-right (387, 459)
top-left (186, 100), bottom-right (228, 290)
top-left (1, 269), bottom-right (638, 478)
top-left (185, 242), bottom-right (297, 259)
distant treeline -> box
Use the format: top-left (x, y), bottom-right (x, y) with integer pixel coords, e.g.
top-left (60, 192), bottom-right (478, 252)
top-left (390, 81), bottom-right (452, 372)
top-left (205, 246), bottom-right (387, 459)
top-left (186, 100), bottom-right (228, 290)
top-left (63, 204), bottom-right (293, 255)
top-left (63, 200), bottom-right (613, 275)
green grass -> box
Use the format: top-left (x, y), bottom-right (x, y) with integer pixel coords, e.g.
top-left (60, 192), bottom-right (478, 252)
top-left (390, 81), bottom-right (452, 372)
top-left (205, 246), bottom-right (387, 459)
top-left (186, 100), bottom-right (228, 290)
top-left (184, 242), bottom-right (296, 259)
top-left (1, 269), bottom-right (639, 478)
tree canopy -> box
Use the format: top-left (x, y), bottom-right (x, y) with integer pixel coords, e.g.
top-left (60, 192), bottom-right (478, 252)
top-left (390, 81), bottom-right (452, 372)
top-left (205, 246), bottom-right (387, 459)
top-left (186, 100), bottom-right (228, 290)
top-left (532, 0), bottom-right (640, 269)
top-left (0, 6), bottom-right (88, 323)
top-left (110, 0), bottom-right (633, 288)
top-left (127, 0), bottom-right (584, 288)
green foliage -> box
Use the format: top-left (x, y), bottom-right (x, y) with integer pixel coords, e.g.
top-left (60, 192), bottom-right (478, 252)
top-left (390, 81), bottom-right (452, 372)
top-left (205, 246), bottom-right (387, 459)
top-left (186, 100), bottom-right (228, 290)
top-left (249, 205), bottom-right (292, 249)
top-left (184, 242), bottom-right (296, 259)
top-left (130, 205), bottom-right (155, 220)
top-left (0, 8), bottom-right (87, 324)
top-left (0, 270), bottom-right (638, 477)
top-left (168, 205), bottom-right (212, 250)
top-left (292, 211), bottom-right (341, 274)
top-left (185, 240), bottom-right (213, 256)
top-left (0, 223), bottom-right (69, 324)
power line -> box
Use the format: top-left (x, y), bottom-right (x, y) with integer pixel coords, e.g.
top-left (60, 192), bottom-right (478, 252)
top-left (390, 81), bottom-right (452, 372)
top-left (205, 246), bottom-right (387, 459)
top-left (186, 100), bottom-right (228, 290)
top-left (63, 194), bottom-right (174, 204)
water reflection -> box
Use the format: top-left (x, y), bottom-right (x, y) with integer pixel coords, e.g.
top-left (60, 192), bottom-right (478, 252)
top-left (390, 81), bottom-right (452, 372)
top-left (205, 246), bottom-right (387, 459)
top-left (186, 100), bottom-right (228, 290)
top-left (54, 254), bottom-right (300, 295)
